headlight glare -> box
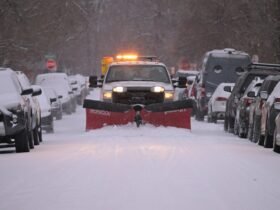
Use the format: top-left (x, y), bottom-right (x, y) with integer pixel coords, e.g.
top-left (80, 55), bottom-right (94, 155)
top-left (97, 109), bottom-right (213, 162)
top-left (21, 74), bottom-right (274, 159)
top-left (103, 91), bottom-right (112, 99)
top-left (113, 87), bottom-right (126, 93)
top-left (151, 86), bottom-right (164, 93)
top-left (165, 91), bottom-right (174, 100)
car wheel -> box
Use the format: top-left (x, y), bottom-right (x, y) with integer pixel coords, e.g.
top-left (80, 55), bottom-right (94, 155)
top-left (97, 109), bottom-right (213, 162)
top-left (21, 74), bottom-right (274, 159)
top-left (15, 129), bottom-right (30, 153)
top-left (273, 129), bottom-right (280, 153)
top-left (33, 127), bottom-right (40, 146)
top-left (264, 130), bottom-right (273, 148)
top-left (28, 129), bottom-right (34, 149)
top-left (195, 109), bottom-right (204, 121)
top-left (252, 118), bottom-right (260, 143)
top-left (224, 116), bottom-right (229, 132)
top-left (234, 119), bottom-right (239, 135)
top-left (228, 116), bottom-right (235, 133)
top-left (258, 135), bottom-right (265, 146)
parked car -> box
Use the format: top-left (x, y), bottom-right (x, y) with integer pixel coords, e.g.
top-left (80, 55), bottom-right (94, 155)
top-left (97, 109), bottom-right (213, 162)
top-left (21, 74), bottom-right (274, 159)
top-left (174, 70), bottom-right (199, 101)
top-left (44, 87), bottom-right (63, 120)
top-left (16, 71), bottom-right (42, 145)
top-left (75, 74), bottom-right (88, 105)
top-left (0, 68), bottom-right (37, 152)
top-left (34, 86), bottom-right (54, 133)
top-left (260, 81), bottom-right (280, 147)
top-left (234, 78), bottom-right (263, 138)
top-left (207, 83), bottom-right (234, 123)
top-left (273, 113), bottom-right (280, 153)
top-left (247, 75), bottom-right (280, 143)
top-left (224, 63), bottom-right (280, 133)
top-left (195, 48), bottom-right (251, 121)
top-left (35, 73), bottom-right (73, 114)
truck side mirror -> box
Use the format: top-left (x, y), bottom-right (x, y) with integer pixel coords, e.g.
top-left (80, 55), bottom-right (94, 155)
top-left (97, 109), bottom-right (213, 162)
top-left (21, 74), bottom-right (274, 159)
top-left (177, 77), bottom-right (187, 88)
top-left (89, 76), bottom-right (103, 88)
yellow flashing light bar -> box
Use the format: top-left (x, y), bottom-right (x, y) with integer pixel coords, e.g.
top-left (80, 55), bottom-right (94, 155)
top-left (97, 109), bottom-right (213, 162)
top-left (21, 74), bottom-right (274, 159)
top-left (116, 54), bottom-right (138, 61)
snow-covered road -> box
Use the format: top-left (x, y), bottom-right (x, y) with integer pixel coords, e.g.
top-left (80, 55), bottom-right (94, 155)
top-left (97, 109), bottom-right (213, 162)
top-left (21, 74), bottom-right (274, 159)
top-left (1, 107), bottom-right (280, 210)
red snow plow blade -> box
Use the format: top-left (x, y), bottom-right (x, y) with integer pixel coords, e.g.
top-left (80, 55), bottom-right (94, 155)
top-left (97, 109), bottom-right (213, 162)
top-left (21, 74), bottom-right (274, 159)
top-left (84, 100), bottom-right (192, 130)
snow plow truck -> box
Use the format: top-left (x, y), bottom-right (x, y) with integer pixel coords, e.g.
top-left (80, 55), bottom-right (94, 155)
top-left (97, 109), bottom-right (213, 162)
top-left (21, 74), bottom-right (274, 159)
top-left (83, 54), bottom-right (193, 130)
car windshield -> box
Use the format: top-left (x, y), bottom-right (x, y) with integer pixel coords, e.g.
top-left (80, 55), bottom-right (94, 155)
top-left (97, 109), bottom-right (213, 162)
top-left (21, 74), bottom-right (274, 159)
top-left (0, 75), bottom-right (20, 95)
top-left (105, 65), bottom-right (170, 83)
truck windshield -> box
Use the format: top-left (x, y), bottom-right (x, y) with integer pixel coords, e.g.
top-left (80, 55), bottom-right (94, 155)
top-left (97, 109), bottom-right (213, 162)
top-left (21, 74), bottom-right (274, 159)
top-left (105, 65), bottom-right (170, 83)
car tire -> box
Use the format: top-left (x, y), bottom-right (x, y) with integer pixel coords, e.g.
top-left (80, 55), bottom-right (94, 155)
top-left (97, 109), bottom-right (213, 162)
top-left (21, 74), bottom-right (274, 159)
top-left (33, 127), bottom-right (40, 146)
top-left (264, 131), bottom-right (273, 148)
top-left (27, 129), bottom-right (34, 149)
top-left (258, 135), bottom-right (265, 146)
top-left (252, 118), bottom-right (261, 143)
top-left (224, 116), bottom-right (229, 132)
top-left (15, 129), bottom-right (30, 153)
top-left (273, 130), bottom-right (280, 153)
top-left (195, 109), bottom-right (204, 121)
top-left (228, 116), bottom-right (235, 133)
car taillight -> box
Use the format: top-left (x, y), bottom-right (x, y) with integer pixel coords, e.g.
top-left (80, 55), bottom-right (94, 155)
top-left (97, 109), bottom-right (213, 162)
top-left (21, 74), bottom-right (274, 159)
top-left (274, 98), bottom-right (280, 103)
top-left (201, 86), bottom-right (206, 97)
top-left (244, 97), bottom-right (253, 106)
top-left (215, 97), bottom-right (227, 101)
top-left (191, 87), bottom-right (195, 97)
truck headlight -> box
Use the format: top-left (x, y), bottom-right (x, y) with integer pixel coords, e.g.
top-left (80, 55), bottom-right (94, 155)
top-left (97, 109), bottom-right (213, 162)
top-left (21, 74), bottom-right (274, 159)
top-left (151, 86), bottom-right (165, 93)
top-left (103, 91), bottom-right (112, 99)
top-left (164, 91), bottom-right (174, 100)
top-left (113, 86), bottom-right (127, 93)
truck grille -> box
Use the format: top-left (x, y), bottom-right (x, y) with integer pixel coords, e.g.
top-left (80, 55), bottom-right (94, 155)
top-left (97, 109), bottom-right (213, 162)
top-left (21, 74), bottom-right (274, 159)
top-left (112, 87), bottom-right (164, 105)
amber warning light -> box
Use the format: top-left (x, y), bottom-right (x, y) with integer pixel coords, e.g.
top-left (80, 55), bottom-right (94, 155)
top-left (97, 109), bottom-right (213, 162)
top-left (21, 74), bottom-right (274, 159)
top-left (116, 54), bottom-right (138, 61)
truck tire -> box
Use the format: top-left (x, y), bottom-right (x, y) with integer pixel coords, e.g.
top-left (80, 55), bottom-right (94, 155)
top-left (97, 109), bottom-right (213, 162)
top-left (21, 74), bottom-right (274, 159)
top-left (15, 129), bottom-right (30, 153)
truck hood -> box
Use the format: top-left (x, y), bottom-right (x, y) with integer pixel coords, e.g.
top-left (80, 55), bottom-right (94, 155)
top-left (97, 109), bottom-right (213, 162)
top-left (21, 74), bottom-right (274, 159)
top-left (0, 93), bottom-right (21, 109)
top-left (103, 81), bottom-right (174, 91)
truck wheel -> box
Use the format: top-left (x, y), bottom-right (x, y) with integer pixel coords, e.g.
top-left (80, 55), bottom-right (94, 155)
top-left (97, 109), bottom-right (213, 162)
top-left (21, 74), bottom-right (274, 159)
top-left (15, 129), bottom-right (30, 153)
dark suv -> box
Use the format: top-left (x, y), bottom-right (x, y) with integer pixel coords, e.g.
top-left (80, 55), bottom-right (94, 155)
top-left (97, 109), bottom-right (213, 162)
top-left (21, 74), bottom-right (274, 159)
top-left (224, 63), bottom-right (280, 133)
top-left (0, 68), bottom-right (37, 152)
top-left (195, 48), bottom-right (251, 121)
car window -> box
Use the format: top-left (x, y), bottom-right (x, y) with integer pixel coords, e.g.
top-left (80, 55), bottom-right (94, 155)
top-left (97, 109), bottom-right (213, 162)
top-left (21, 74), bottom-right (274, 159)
top-left (0, 74), bottom-right (21, 94)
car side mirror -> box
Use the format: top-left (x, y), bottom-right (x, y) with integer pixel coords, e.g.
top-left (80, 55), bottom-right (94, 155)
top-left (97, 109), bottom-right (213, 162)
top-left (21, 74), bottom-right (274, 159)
top-left (247, 91), bottom-right (256, 98)
top-left (21, 88), bottom-right (33, 96)
top-left (224, 86), bottom-right (232, 93)
top-left (187, 80), bottom-right (193, 85)
top-left (89, 76), bottom-right (104, 88)
top-left (31, 87), bottom-right (42, 97)
top-left (50, 98), bottom-right (57, 103)
top-left (260, 91), bottom-right (268, 100)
